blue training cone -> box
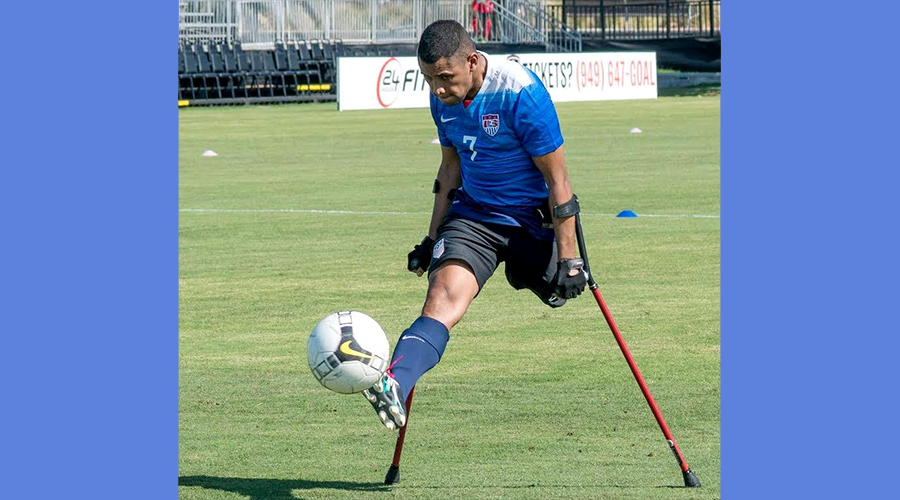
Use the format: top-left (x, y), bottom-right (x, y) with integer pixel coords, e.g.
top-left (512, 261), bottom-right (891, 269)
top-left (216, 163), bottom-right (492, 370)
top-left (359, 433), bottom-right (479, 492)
top-left (617, 210), bottom-right (638, 218)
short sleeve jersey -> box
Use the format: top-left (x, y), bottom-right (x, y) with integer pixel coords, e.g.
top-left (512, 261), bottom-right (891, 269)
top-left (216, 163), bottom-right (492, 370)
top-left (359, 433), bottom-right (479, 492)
top-left (430, 54), bottom-right (564, 240)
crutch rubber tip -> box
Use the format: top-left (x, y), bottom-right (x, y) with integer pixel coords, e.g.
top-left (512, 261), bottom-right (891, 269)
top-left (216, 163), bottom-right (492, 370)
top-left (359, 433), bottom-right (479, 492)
top-left (683, 469), bottom-right (701, 488)
top-left (384, 465), bottom-right (400, 485)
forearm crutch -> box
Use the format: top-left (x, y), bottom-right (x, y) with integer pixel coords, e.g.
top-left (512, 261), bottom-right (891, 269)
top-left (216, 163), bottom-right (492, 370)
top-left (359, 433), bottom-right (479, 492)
top-left (574, 212), bottom-right (701, 488)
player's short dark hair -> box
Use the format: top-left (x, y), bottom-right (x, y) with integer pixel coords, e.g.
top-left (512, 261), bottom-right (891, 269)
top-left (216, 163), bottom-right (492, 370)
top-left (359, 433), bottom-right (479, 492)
top-left (417, 20), bottom-right (475, 64)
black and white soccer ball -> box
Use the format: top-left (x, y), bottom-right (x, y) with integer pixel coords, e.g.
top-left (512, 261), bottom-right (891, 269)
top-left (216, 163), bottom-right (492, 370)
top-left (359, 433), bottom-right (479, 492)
top-left (307, 311), bottom-right (390, 394)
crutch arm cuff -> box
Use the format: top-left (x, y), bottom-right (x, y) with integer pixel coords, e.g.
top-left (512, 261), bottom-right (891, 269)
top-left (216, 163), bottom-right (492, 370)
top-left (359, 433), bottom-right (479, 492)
top-left (553, 194), bottom-right (580, 218)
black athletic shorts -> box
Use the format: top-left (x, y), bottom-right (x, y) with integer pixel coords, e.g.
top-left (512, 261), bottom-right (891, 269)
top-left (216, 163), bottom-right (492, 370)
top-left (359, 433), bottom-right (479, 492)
top-left (427, 215), bottom-right (559, 306)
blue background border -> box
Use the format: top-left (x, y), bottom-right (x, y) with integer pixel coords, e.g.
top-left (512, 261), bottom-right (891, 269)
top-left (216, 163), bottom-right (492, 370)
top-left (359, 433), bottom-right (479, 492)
top-left (3, 1), bottom-right (898, 498)
top-left (724, 1), bottom-right (898, 498)
top-left (4, 2), bottom-right (175, 499)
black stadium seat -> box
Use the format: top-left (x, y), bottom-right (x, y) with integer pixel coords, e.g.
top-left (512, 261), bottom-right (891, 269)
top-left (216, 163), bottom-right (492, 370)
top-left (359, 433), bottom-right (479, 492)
top-left (208, 43), bottom-right (234, 98)
top-left (289, 41), bottom-right (322, 87)
top-left (275, 41), bottom-right (314, 92)
top-left (258, 50), bottom-right (286, 97)
top-left (310, 40), bottom-right (335, 81)
top-left (309, 39), bottom-right (325, 61)
top-left (220, 42), bottom-right (247, 98)
top-left (322, 40), bottom-right (334, 64)
top-left (323, 40), bottom-right (340, 81)
top-left (177, 38), bottom-right (338, 102)
top-left (296, 40), bottom-right (323, 80)
top-left (273, 41), bottom-right (295, 90)
top-left (195, 43), bottom-right (223, 99)
top-left (247, 51), bottom-right (271, 97)
top-left (233, 42), bottom-right (264, 98)
top-left (184, 44), bottom-right (209, 99)
top-left (178, 44), bottom-right (189, 100)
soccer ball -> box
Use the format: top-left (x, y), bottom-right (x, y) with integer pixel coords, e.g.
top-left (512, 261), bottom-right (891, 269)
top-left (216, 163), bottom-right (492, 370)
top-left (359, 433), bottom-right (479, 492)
top-left (307, 311), bottom-right (390, 394)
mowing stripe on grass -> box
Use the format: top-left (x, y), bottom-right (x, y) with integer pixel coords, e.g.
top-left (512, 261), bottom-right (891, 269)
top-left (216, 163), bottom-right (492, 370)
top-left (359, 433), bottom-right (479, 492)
top-left (179, 208), bottom-right (720, 219)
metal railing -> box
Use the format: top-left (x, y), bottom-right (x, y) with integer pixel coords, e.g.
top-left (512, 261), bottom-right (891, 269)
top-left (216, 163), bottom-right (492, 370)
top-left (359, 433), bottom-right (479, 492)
top-left (179, 0), bottom-right (470, 45)
top-left (548, 0), bottom-right (721, 40)
top-left (179, 1), bottom-right (718, 47)
top-left (500, 0), bottom-right (581, 51)
top-left (179, 1), bottom-right (581, 49)
top-left (489, 1), bottom-right (546, 45)
top-left (179, 1), bottom-right (236, 42)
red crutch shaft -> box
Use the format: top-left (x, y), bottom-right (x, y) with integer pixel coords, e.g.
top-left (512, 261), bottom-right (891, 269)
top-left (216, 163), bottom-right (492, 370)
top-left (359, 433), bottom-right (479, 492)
top-left (390, 386), bottom-right (415, 467)
top-left (589, 285), bottom-right (691, 472)
top-left (574, 210), bottom-right (699, 487)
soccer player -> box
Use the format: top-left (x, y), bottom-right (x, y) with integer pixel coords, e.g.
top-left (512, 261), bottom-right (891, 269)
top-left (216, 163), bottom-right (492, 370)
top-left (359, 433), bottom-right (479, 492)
top-left (363, 20), bottom-right (586, 430)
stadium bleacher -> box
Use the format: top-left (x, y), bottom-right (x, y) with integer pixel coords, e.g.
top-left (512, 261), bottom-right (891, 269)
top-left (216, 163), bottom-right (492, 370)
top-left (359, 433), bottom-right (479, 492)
top-left (178, 40), bottom-right (347, 105)
top-left (177, 0), bottom-right (720, 106)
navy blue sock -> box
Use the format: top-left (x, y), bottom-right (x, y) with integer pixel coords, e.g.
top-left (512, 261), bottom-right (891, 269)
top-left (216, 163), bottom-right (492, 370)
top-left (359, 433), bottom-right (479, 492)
top-left (389, 316), bottom-right (449, 403)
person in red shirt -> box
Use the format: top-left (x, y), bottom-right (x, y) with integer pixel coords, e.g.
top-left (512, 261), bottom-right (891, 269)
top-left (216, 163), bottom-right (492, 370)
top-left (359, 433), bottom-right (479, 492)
top-left (471, 0), bottom-right (481, 40)
top-left (471, 0), bottom-right (496, 41)
top-left (482, 0), bottom-right (494, 41)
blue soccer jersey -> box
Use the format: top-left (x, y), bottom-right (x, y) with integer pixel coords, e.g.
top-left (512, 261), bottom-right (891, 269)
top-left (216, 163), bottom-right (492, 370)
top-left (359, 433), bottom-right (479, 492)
top-left (430, 55), bottom-right (564, 240)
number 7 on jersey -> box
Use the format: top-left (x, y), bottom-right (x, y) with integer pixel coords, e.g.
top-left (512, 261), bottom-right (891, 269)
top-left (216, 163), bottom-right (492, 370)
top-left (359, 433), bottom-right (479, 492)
top-left (463, 135), bottom-right (477, 161)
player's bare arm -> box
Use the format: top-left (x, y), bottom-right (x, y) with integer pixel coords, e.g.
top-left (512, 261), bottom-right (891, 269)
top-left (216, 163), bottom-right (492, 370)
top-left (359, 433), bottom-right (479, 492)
top-left (408, 146), bottom-right (462, 277)
top-left (534, 146), bottom-right (586, 299)
top-left (533, 146), bottom-right (577, 262)
top-left (428, 146), bottom-right (462, 239)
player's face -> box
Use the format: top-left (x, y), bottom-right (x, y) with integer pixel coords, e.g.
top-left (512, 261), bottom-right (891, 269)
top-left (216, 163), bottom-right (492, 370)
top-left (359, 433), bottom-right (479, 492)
top-left (419, 52), bottom-right (478, 106)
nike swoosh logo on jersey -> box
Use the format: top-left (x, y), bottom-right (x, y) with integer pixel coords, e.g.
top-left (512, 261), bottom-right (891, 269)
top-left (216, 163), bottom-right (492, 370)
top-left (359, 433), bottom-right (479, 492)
top-left (440, 115), bottom-right (457, 123)
top-left (339, 340), bottom-right (372, 359)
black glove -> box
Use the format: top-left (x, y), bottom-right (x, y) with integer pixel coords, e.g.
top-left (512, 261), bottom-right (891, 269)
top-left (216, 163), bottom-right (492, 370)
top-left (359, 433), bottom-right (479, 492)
top-left (553, 258), bottom-right (587, 299)
top-left (407, 236), bottom-right (435, 272)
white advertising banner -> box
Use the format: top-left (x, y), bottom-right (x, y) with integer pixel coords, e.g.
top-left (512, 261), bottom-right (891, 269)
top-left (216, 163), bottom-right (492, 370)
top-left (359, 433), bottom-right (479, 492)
top-left (337, 51), bottom-right (657, 111)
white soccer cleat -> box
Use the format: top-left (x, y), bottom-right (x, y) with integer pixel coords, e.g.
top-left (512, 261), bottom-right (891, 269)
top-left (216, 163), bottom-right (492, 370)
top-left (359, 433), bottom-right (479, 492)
top-left (362, 373), bottom-right (407, 431)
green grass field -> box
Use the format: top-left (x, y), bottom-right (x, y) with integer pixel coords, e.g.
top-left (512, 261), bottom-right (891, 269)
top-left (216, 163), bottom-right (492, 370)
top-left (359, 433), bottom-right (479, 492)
top-left (179, 94), bottom-right (720, 500)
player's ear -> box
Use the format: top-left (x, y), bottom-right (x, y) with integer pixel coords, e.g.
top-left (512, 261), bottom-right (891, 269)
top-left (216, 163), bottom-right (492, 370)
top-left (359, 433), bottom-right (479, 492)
top-left (466, 51), bottom-right (478, 71)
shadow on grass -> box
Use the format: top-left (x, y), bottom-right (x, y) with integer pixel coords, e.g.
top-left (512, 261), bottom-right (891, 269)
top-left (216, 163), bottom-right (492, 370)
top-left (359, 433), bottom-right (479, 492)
top-left (659, 84), bottom-right (721, 98)
top-left (411, 483), bottom-right (695, 490)
top-left (179, 475), bottom-right (388, 500)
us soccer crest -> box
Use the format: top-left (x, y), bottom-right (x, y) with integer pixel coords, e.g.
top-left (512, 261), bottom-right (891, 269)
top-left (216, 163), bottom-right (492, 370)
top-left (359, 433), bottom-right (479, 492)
top-left (481, 114), bottom-right (500, 136)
